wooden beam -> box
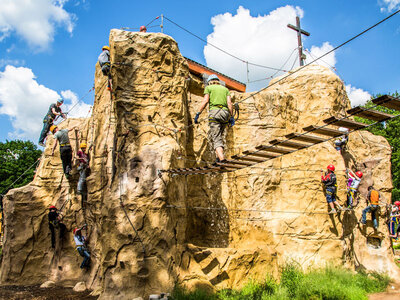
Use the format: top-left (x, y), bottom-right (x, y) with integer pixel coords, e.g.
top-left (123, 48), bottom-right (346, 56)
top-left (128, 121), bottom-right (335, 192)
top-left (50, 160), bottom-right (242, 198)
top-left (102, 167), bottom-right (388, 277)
top-left (223, 159), bottom-right (254, 166)
top-left (255, 145), bottom-right (293, 154)
top-left (231, 155), bottom-right (265, 163)
top-left (323, 116), bottom-right (367, 130)
top-left (303, 125), bottom-right (343, 137)
top-left (216, 162), bottom-right (245, 169)
top-left (269, 139), bottom-right (309, 149)
top-left (372, 95), bottom-right (400, 111)
top-left (347, 106), bottom-right (393, 122)
top-left (243, 150), bottom-right (278, 159)
top-left (285, 133), bottom-right (326, 144)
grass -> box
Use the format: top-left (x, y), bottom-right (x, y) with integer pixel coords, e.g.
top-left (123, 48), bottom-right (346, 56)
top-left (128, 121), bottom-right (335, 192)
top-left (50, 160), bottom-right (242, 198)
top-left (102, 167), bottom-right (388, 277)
top-left (172, 264), bottom-right (390, 300)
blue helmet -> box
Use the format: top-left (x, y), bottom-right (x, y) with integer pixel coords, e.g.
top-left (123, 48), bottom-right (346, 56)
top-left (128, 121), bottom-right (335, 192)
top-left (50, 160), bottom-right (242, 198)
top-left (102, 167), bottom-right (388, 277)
top-left (57, 98), bottom-right (64, 104)
top-left (207, 74), bottom-right (219, 83)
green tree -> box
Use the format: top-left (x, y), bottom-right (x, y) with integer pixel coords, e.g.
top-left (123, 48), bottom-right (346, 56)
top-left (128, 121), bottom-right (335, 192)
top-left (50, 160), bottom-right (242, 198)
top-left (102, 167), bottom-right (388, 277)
top-left (0, 140), bottom-right (42, 196)
top-left (355, 92), bottom-right (400, 202)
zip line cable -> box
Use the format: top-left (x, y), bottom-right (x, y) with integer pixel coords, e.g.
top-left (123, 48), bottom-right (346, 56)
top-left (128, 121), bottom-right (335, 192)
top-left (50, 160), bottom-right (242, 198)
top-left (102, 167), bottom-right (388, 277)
top-left (234, 8), bottom-right (400, 106)
top-left (163, 16), bottom-right (288, 72)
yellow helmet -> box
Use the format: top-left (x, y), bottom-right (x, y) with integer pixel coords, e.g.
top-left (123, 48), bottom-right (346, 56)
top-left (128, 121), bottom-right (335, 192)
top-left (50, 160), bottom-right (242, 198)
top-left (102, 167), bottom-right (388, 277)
top-left (80, 142), bottom-right (87, 149)
top-left (102, 45), bottom-right (110, 51)
top-left (50, 125), bottom-right (57, 134)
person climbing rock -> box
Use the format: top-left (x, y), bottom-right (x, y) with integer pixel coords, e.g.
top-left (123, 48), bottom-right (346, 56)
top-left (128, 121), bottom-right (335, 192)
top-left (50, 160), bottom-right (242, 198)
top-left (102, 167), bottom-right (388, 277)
top-left (334, 127), bottom-right (349, 154)
top-left (194, 74), bottom-right (234, 164)
top-left (76, 142), bottom-right (92, 206)
top-left (98, 45), bottom-right (112, 91)
top-left (38, 99), bottom-right (66, 146)
top-left (139, 25), bottom-right (147, 32)
top-left (48, 206), bottom-right (66, 249)
top-left (51, 125), bottom-right (77, 178)
top-left (73, 226), bottom-right (90, 269)
top-left (321, 164), bottom-right (343, 214)
top-left (389, 201), bottom-right (400, 239)
top-left (346, 169), bottom-right (363, 209)
top-left (360, 186), bottom-right (381, 229)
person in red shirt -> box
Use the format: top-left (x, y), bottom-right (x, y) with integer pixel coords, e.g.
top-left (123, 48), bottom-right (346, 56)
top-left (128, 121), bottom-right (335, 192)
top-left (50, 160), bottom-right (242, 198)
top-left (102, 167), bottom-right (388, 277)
top-left (321, 164), bottom-right (343, 214)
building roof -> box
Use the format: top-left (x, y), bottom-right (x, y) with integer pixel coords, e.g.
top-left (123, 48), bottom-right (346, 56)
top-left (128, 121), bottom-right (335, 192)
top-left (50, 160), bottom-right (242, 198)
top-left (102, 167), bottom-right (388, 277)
top-left (185, 57), bottom-right (246, 92)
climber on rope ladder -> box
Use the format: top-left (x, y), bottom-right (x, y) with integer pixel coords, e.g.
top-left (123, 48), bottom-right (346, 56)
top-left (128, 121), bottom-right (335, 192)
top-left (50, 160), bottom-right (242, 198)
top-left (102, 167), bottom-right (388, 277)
top-left (38, 99), bottom-right (67, 147)
top-left (98, 45), bottom-right (112, 91)
top-left (48, 205), bottom-right (66, 249)
top-left (346, 169), bottom-right (363, 209)
top-left (321, 164), bottom-right (343, 214)
top-left (51, 125), bottom-right (77, 179)
top-left (73, 225), bottom-right (90, 270)
top-left (194, 74), bottom-right (235, 165)
top-left (76, 141), bottom-right (92, 207)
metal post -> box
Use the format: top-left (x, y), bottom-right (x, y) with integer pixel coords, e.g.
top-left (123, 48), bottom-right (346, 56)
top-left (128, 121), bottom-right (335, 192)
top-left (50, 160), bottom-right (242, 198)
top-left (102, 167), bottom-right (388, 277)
top-left (161, 14), bottom-right (164, 33)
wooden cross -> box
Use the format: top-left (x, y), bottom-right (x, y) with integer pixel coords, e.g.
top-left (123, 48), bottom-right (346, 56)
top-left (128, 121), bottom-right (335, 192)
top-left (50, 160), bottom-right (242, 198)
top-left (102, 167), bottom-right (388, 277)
top-left (287, 16), bottom-right (310, 66)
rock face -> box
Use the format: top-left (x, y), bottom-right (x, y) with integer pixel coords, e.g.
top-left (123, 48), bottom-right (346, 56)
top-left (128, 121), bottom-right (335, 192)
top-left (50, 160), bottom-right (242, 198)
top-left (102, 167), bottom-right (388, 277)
top-left (1, 30), bottom-right (399, 298)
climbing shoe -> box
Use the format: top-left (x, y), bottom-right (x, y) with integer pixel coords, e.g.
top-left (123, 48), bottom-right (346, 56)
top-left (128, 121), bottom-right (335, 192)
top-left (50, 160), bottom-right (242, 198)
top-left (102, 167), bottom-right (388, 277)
top-left (329, 209), bottom-right (337, 214)
top-left (337, 205), bottom-right (344, 211)
top-left (358, 218), bottom-right (366, 225)
top-left (38, 142), bottom-right (45, 147)
top-left (212, 158), bottom-right (221, 167)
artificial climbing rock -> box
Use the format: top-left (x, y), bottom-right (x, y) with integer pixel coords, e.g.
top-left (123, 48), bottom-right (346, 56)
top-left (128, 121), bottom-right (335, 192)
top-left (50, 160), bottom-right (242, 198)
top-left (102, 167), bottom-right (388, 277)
top-left (1, 30), bottom-right (398, 299)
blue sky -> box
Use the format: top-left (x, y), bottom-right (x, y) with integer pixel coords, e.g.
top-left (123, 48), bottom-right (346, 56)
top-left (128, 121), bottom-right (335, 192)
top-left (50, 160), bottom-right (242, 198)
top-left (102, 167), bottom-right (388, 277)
top-left (0, 0), bottom-right (399, 143)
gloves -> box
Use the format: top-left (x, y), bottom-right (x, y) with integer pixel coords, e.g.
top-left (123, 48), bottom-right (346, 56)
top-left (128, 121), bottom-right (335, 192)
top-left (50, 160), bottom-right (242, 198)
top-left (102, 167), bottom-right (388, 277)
top-left (194, 112), bottom-right (201, 124)
top-left (229, 117), bottom-right (235, 127)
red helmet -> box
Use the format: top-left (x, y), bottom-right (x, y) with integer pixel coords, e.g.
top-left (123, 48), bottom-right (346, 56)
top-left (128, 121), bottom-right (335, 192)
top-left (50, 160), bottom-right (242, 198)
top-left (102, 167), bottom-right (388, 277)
top-left (139, 25), bottom-right (147, 32)
top-left (327, 164), bottom-right (335, 172)
top-left (394, 201), bottom-right (400, 207)
top-left (49, 205), bottom-right (56, 210)
top-left (356, 171), bottom-right (363, 178)
top-left (73, 228), bottom-right (81, 235)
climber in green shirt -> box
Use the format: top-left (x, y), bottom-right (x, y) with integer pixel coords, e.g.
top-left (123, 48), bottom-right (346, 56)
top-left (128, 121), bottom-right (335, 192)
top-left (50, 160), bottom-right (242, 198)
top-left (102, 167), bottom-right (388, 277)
top-left (194, 74), bottom-right (234, 164)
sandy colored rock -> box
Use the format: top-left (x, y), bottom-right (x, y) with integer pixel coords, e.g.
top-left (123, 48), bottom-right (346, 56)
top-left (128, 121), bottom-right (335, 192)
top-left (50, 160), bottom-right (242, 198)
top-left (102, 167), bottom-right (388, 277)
top-left (73, 281), bottom-right (87, 292)
top-left (1, 29), bottom-right (399, 299)
top-left (40, 280), bottom-right (56, 288)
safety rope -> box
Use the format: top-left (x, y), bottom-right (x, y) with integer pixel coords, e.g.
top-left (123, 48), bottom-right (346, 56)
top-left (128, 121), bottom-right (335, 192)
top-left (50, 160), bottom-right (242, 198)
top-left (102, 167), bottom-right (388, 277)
top-left (119, 175), bottom-right (146, 255)
top-left (0, 157), bottom-right (41, 196)
top-left (164, 16), bottom-right (291, 72)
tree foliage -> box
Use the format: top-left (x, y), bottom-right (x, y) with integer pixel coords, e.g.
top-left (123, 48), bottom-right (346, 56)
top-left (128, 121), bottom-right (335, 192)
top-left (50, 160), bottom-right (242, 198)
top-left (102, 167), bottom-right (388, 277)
top-left (355, 92), bottom-right (400, 202)
top-left (0, 140), bottom-right (42, 196)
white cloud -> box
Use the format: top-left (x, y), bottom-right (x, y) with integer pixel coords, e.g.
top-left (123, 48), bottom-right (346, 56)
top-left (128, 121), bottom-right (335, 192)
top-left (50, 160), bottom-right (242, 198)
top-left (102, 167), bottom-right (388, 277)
top-left (60, 89), bottom-right (91, 119)
top-left (0, 65), bottom-right (90, 142)
top-left (204, 5), bottom-right (307, 91)
top-left (0, 0), bottom-right (75, 50)
top-left (379, 0), bottom-right (400, 12)
top-left (304, 42), bottom-right (336, 70)
top-left (346, 84), bottom-right (372, 107)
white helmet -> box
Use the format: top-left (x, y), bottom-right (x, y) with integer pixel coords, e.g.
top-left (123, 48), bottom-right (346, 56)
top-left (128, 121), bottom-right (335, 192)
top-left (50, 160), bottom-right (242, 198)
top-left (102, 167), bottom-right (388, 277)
top-left (207, 74), bottom-right (219, 83)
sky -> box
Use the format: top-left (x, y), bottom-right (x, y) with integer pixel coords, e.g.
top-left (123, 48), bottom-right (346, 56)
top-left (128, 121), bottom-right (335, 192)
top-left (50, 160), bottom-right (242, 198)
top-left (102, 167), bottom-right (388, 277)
top-left (0, 0), bottom-right (399, 144)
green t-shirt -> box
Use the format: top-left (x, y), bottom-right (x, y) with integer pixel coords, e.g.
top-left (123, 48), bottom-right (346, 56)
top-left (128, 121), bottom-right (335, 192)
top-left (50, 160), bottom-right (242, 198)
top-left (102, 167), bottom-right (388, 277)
top-left (204, 84), bottom-right (230, 111)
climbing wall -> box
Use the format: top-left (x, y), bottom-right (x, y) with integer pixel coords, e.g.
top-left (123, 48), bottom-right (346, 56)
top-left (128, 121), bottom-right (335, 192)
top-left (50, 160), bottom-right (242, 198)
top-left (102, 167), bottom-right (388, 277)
top-left (1, 30), bottom-right (399, 299)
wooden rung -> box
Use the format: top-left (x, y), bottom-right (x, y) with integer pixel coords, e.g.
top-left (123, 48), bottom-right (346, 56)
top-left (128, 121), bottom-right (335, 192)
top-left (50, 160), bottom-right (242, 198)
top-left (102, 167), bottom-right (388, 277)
top-left (224, 159), bottom-right (254, 166)
top-left (285, 133), bottom-right (326, 144)
top-left (347, 106), bottom-right (393, 122)
top-left (323, 116), bottom-right (367, 130)
top-left (231, 155), bottom-right (265, 163)
top-left (216, 162), bottom-right (245, 169)
top-left (255, 145), bottom-right (293, 154)
top-left (243, 150), bottom-right (278, 159)
top-left (269, 139), bottom-right (309, 149)
top-left (372, 95), bottom-right (400, 111)
top-left (303, 125), bottom-right (345, 137)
